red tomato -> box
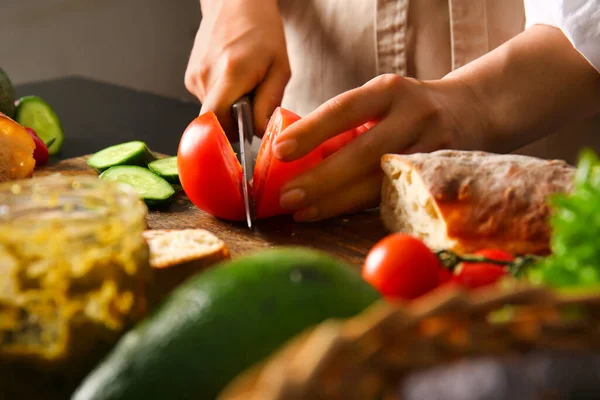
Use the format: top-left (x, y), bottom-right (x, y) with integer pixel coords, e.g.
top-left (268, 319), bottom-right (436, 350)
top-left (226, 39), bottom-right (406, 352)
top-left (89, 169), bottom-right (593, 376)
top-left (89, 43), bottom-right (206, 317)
top-left (179, 107), bottom-right (364, 221)
top-left (453, 249), bottom-right (513, 289)
top-left (473, 249), bottom-right (515, 263)
top-left (319, 129), bottom-right (359, 159)
top-left (253, 108), bottom-right (325, 219)
top-left (362, 234), bottom-right (443, 300)
top-left (319, 121), bottom-right (375, 159)
top-left (437, 267), bottom-right (453, 285)
top-left (25, 127), bottom-right (50, 165)
top-left (178, 112), bottom-right (246, 221)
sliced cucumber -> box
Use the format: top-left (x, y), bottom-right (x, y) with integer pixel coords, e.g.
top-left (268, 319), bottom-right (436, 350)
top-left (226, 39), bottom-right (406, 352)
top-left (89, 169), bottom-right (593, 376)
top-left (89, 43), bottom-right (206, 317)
top-left (148, 156), bottom-right (179, 184)
top-left (87, 141), bottom-right (156, 173)
top-left (15, 95), bottom-right (65, 155)
top-left (99, 165), bottom-right (175, 208)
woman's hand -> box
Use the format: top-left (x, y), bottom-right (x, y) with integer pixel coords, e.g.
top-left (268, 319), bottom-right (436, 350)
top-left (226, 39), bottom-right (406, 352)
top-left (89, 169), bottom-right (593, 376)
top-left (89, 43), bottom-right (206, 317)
top-left (272, 74), bottom-right (483, 222)
top-left (272, 24), bottom-right (600, 223)
top-left (185, 0), bottom-right (290, 136)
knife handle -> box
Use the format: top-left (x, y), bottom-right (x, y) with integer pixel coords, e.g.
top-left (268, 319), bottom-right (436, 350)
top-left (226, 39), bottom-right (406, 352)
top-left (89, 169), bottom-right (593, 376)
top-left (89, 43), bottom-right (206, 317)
top-left (232, 94), bottom-right (253, 113)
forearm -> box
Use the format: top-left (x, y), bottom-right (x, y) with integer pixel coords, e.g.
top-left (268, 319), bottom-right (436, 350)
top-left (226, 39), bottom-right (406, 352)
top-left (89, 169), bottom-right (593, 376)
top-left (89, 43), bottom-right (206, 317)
top-left (200, 0), bottom-right (278, 16)
top-left (443, 25), bottom-right (600, 153)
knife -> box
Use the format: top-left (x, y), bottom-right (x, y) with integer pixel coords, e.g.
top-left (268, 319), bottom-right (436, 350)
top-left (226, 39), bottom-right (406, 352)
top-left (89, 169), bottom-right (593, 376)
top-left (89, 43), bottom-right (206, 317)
top-left (231, 95), bottom-right (255, 228)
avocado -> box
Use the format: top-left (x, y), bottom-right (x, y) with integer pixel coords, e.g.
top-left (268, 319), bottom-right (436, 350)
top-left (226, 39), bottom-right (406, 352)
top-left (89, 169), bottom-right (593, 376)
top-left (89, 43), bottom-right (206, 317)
top-left (0, 68), bottom-right (16, 118)
top-left (73, 248), bottom-right (380, 400)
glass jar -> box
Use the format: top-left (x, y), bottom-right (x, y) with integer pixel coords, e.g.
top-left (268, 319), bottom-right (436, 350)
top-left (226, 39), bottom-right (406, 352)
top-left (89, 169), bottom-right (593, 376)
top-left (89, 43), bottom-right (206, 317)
top-left (0, 176), bottom-right (151, 398)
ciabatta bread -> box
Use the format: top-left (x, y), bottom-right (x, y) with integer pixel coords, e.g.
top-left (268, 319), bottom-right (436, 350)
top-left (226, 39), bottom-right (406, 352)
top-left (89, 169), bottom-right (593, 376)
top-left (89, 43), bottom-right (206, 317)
top-left (0, 112), bottom-right (35, 182)
top-left (143, 229), bottom-right (230, 295)
top-left (380, 150), bottom-right (575, 255)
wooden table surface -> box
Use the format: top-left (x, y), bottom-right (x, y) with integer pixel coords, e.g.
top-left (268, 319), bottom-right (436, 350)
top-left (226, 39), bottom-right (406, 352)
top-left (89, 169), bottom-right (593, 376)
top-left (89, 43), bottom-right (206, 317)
top-left (35, 155), bottom-right (387, 267)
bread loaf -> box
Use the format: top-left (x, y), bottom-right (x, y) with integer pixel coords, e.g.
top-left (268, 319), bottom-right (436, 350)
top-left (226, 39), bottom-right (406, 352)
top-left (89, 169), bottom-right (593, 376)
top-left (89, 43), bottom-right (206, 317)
top-left (0, 112), bottom-right (35, 182)
top-left (380, 150), bottom-right (575, 255)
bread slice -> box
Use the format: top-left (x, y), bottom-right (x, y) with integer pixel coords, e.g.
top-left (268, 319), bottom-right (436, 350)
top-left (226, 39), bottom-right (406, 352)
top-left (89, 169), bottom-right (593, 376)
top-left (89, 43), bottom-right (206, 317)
top-left (0, 112), bottom-right (35, 182)
top-left (380, 150), bottom-right (575, 255)
top-left (143, 229), bottom-right (230, 296)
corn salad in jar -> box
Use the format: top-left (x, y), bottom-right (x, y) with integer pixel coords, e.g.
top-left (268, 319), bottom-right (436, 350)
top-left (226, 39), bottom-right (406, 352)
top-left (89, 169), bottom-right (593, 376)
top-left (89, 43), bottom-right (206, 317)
top-left (0, 176), bottom-right (152, 399)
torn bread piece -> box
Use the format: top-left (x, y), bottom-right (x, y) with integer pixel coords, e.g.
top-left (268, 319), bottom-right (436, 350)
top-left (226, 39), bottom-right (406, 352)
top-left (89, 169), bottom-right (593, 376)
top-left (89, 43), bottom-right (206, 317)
top-left (380, 150), bottom-right (575, 255)
top-left (143, 229), bottom-right (230, 295)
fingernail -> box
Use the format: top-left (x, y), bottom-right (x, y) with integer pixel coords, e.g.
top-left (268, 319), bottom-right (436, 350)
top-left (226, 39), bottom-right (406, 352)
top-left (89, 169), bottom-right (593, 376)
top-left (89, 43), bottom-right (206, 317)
top-left (294, 207), bottom-right (319, 222)
top-left (273, 139), bottom-right (297, 159)
top-left (280, 188), bottom-right (306, 209)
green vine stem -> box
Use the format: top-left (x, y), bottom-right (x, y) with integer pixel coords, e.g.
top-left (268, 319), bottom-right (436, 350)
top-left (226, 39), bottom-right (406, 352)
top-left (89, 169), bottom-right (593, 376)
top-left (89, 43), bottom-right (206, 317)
top-left (435, 250), bottom-right (544, 278)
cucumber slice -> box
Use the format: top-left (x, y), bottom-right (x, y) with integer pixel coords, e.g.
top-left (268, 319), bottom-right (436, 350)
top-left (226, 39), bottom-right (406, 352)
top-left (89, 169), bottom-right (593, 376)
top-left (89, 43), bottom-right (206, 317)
top-left (15, 96), bottom-right (65, 155)
top-left (148, 156), bottom-right (179, 184)
top-left (87, 141), bottom-right (156, 173)
top-left (99, 165), bottom-right (175, 208)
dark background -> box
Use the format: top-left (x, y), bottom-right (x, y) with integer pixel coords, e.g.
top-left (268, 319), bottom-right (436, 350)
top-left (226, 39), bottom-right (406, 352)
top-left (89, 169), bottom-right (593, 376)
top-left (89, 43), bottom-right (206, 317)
top-left (16, 77), bottom-right (199, 159)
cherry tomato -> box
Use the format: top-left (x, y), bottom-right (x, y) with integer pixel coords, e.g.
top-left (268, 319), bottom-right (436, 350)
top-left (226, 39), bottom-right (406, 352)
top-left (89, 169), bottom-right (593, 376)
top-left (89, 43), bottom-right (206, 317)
top-left (453, 249), bottom-right (513, 289)
top-left (362, 234), bottom-right (443, 300)
top-left (25, 127), bottom-right (50, 165)
top-left (178, 112), bottom-right (246, 221)
top-left (437, 267), bottom-right (453, 285)
top-left (473, 249), bottom-right (515, 263)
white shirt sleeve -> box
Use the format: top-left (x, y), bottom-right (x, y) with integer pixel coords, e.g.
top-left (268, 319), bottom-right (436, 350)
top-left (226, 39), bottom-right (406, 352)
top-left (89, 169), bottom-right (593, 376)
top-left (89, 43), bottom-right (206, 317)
top-left (525, 0), bottom-right (600, 73)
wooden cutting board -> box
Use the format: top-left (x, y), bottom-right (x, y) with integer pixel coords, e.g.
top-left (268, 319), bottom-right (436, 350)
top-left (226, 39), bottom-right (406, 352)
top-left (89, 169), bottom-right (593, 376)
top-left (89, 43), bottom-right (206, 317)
top-left (34, 156), bottom-right (387, 267)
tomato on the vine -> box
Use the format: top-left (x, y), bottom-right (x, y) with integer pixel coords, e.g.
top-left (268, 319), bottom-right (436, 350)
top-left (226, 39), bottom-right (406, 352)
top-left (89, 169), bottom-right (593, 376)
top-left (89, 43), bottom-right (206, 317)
top-left (362, 234), bottom-right (444, 300)
top-left (452, 249), bottom-right (513, 289)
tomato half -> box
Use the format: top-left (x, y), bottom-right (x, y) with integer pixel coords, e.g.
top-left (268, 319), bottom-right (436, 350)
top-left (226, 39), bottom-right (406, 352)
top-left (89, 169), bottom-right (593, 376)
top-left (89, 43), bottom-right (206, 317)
top-left (253, 110), bottom-right (374, 218)
top-left (178, 112), bottom-right (246, 221)
top-left (253, 108), bottom-right (324, 219)
top-left (319, 121), bottom-right (375, 159)
top-left (362, 234), bottom-right (444, 300)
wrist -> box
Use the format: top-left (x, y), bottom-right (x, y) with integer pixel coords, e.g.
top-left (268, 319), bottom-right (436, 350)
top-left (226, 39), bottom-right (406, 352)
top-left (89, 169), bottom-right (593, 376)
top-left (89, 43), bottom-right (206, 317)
top-left (439, 25), bottom-right (600, 154)
top-left (425, 77), bottom-right (493, 152)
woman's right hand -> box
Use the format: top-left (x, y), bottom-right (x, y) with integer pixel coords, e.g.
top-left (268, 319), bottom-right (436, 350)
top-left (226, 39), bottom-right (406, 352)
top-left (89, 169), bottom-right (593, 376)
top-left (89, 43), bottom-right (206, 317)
top-left (185, 0), bottom-right (291, 137)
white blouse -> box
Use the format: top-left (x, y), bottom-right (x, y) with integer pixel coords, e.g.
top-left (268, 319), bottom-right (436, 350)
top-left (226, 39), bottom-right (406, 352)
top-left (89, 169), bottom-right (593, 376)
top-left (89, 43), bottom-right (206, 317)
top-left (525, 0), bottom-right (600, 72)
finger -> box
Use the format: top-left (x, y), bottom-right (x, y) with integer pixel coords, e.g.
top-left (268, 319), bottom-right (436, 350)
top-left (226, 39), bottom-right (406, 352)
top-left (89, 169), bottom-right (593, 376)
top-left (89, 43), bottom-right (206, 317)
top-left (252, 61), bottom-right (291, 136)
top-left (272, 74), bottom-right (404, 161)
top-left (184, 70), bottom-right (206, 102)
top-left (184, 30), bottom-right (211, 102)
top-left (293, 172), bottom-right (383, 222)
top-left (200, 73), bottom-right (256, 139)
top-left (279, 118), bottom-right (417, 210)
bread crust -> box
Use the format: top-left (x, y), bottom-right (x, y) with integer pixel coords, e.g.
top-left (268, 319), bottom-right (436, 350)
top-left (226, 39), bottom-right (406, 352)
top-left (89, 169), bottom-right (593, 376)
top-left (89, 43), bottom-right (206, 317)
top-left (143, 229), bottom-right (230, 297)
top-left (381, 150), bottom-right (575, 255)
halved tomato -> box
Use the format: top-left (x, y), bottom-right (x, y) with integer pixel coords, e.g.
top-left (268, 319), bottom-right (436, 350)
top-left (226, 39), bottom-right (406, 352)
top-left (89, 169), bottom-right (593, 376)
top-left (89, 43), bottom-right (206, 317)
top-left (179, 108), bottom-right (368, 221)
top-left (319, 121), bottom-right (375, 159)
top-left (178, 112), bottom-right (246, 221)
top-left (253, 108), bottom-right (325, 219)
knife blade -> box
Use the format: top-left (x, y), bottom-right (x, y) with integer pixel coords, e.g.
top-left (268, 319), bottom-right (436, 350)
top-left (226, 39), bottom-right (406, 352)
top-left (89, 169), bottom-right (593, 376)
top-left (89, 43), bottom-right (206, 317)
top-left (232, 95), bottom-right (254, 228)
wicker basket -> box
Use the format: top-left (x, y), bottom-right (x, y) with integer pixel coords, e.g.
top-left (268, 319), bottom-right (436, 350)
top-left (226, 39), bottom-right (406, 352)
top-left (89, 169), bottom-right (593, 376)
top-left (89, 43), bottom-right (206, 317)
top-left (219, 283), bottom-right (600, 400)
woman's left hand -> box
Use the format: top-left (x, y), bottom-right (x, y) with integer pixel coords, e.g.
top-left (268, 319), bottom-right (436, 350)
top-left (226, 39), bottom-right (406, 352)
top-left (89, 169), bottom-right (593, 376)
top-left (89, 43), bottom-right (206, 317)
top-left (272, 73), bottom-right (485, 222)
top-left (274, 24), bottom-right (600, 223)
